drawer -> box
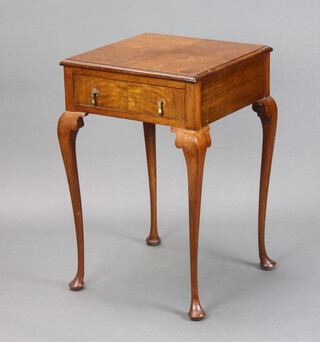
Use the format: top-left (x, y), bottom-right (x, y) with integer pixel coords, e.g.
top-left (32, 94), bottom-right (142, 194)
top-left (73, 75), bottom-right (185, 121)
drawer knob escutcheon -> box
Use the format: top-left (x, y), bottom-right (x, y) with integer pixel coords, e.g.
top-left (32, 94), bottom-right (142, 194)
top-left (91, 88), bottom-right (99, 106)
top-left (157, 99), bottom-right (165, 115)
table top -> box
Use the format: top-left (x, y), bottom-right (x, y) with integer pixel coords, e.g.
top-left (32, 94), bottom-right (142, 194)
top-left (61, 33), bottom-right (271, 82)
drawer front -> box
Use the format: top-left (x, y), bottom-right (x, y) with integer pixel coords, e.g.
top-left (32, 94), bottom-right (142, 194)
top-left (73, 75), bottom-right (185, 121)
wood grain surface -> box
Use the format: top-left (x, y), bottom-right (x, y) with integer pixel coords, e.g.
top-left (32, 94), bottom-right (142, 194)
top-left (61, 33), bottom-right (271, 82)
top-left (201, 55), bottom-right (266, 124)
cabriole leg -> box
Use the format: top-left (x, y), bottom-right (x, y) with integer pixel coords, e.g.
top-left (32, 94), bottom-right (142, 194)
top-left (172, 126), bottom-right (211, 321)
top-left (58, 111), bottom-right (87, 290)
top-left (252, 97), bottom-right (277, 270)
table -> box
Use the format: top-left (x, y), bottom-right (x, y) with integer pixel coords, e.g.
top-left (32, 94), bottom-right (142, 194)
top-left (58, 33), bottom-right (277, 321)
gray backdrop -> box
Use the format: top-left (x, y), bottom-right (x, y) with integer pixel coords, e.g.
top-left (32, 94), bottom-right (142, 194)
top-left (1, 0), bottom-right (319, 341)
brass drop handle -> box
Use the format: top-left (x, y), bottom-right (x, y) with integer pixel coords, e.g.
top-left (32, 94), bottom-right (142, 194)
top-left (91, 88), bottom-right (99, 106)
top-left (157, 99), bottom-right (165, 115)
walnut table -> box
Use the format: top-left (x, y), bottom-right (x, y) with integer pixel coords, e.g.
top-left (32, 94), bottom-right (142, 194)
top-left (58, 33), bottom-right (277, 321)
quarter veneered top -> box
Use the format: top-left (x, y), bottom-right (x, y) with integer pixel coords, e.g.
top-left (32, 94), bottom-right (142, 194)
top-left (61, 33), bottom-right (271, 82)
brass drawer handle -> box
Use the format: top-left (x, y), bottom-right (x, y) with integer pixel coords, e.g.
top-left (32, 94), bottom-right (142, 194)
top-left (157, 99), bottom-right (165, 115)
top-left (91, 88), bottom-right (99, 106)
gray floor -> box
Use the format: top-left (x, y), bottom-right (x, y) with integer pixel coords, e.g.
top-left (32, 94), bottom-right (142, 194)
top-left (1, 194), bottom-right (319, 341)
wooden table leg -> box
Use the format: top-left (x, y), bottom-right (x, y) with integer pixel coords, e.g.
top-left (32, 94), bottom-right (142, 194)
top-left (252, 97), bottom-right (277, 270)
top-left (58, 111), bottom-right (87, 290)
top-left (172, 126), bottom-right (211, 321)
top-left (143, 123), bottom-right (161, 246)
